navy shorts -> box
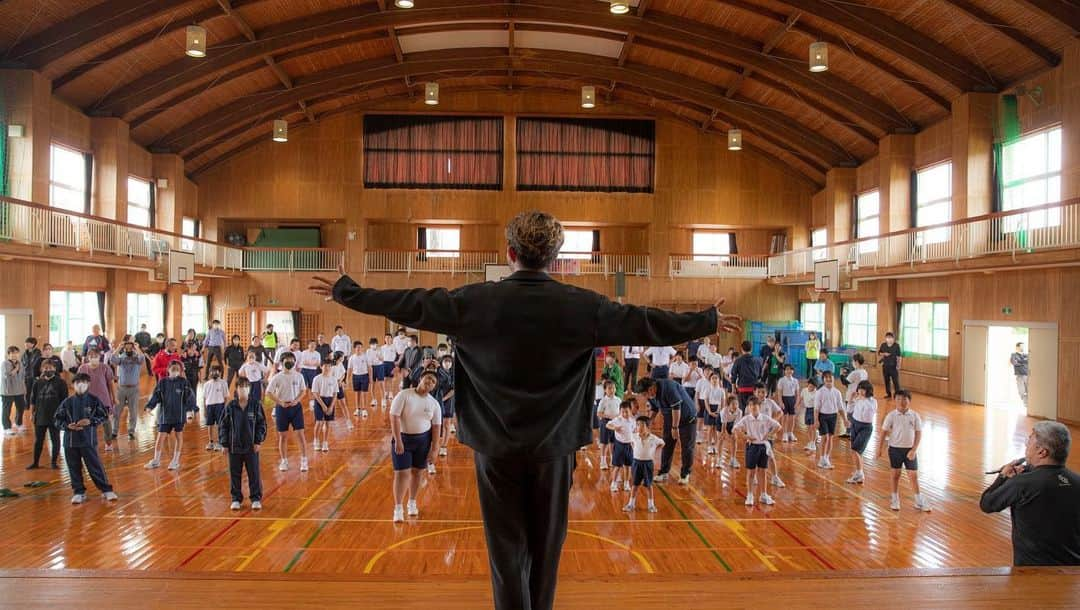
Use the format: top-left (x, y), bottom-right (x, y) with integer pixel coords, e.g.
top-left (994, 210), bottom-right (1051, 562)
top-left (745, 443), bottom-right (769, 469)
top-left (651, 365), bottom-right (669, 379)
top-left (336, 385), bottom-right (345, 400)
top-left (592, 407), bottom-right (600, 430)
top-left (313, 397), bottom-right (336, 421)
top-left (441, 397), bottom-right (455, 419)
top-left (781, 395), bottom-right (797, 415)
top-left (849, 419), bottom-right (873, 454)
top-left (391, 430), bottom-right (432, 471)
top-left (205, 402), bottom-right (225, 426)
top-left (818, 412), bottom-right (838, 435)
top-left (612, 441), bottom-right (632, 467)
top-left (372, 363), bottom-right (387, 382)
top-left (631, 459), bottom-right (655, 487)
top-left (598, 418), bottom-right (615, 444)
top-left (720, 420), bottom-right (734, 434)
top-left (352, 374), bottom-right (370, 392)
top-left (804, 407), bottom-right (815, 426)
top-left (697, 402), bottom-right (706, 419)
top-left (382, 361), bottom-right (396, 378)
top-left (888, 446), bottom-right (918, 470)
top-left (159, 422), bottom-right (185, 434)
top-left (274, 404), bottom-right (305, 432)
top-left (300, 368), bottom-right (318, 388)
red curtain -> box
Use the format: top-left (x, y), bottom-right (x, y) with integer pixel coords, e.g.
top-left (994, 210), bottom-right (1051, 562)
top-left (516, 118), bottom-right (655, 192)
top-left (364, 115), bottom-right (503, 189)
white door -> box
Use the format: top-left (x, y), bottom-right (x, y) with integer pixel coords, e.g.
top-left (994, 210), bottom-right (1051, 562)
top-left (962, 323), bottom-right (988, 405)
top-left (1027, 326), bottom-right (1058, 420)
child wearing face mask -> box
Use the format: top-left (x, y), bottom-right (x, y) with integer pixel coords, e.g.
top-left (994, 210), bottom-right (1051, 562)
top-left (76, 349), bottom-right (116, 452)
top-left (203, 365), bottom-right (230, 451)
top-left (55, 373), bottom-right (118, 504)
top-left (144, 361), bottom-right (198, 470)
top-left (219, 378), bottom-right (267, 511)
top-left (436, 355), bottom-right (455, 457)
top-left (28, 361), bottom-right (67, 469)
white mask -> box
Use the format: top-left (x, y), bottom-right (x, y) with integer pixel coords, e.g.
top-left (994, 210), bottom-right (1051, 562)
top-left (238, 389), bottom-right (250, 400)
top-left (74, 382), bottom-right (90, 394)
top-left (169, 370), bottom-right (181, 379)
top-left (89, 357), bottom-right (100, 364)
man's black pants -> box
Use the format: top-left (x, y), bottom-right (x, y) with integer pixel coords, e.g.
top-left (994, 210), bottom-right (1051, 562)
top-left (474, 451), bottom-right (574, 610)
top-left (623, 358), bottom-right (639, 390)
top-left (883, 365), bottom-right (901, 398)
top-left (659, 415), bottom-right (697, 478)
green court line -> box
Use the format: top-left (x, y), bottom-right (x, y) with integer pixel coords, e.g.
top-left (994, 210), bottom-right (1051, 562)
top-left (656, 484), bottom-right (733, 572)
top-left (282, 454), bottom-right (385, 573)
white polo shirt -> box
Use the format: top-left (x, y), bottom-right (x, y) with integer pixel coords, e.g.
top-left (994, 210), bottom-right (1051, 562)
top-left (379, 345), bottom-right (397, 363)
top-left (707, 385), bottom-right (726, 406)
top-left (761, 398), bottom-right (783, 419)
top-left (310, 373), bottom-right (338, 398)
top-left (720, 406), bottom-right (741, 424)
top-left (630, 433), bottom-right (665, 461)
top-left (800, 388), bottom-right (817, 410)
top-left (608, 416), bottom-right (635, 444)
top-left (203, 379), bottom-right (229, 405)
top-left (267, 370), bottom-right (306, 403)
top-left (846, 367), bottom-right (869, 403)
top-left (390, 389), bottom-right (442, 434)
top-left (668, 361), bottom-right (689, 380)
top-left (597, 395), bottom-right (622, 419)
top-left (299, 350), bottom-right (322, 370)
top-left (393, 335), bottom-right (409, 355)
top-left (777, 376), bottom-right (800, 397)
top-left (816, 386), bottom-right (844, 415)
top-left (365, 348), bottom-right (381, 368)
top-left (623, 346), bottom-right (643, 360)
top-left (881, 408), bottom-right (923, 448)
top-left (733, 413), bottom-right (780, 444)
top-left (850, 396), bottom-right (878, 424)
top-left (330, 334), bottom-right (352, 355)
top-left (695, 378), bottom-right (712, 402)
top-left (348, 354), bottom-right (369, 376)
top-left (239, 361), bottom-right (268, 383)
top-left (682, 367), bottom-right (702, 388)
top-left (645, 346), bottom-right (676, 367)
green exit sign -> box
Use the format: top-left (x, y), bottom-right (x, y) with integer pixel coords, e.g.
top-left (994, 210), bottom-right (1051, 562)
top-left (267, 298), bottom-right (279, 305)
top-left (1002, 306), bottom-right (1013, 315)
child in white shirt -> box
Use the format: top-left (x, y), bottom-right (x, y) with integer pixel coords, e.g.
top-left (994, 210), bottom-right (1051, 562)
top-left (310, 360), bottom-right (339, 453)
top-left (797, 378), bottom-right (819, 452)
top-left (604, 401), bottom-right (636, 493)
top-left (754, 383), bottom-right (786, 489)
top-left (777, 364), bottom-right (800, 443)
top-left (330, 352), bottom-right (351, 429)
top-left (202, 365), bottom-right (230, 451)
top-left (704, 373), bottom-right (725, 459)
top-left (348, 342), bottom-right (370, 419)
top-left (878, 390), bottom-right (930, 511)
top-left (718, 395), bottom-right (742, 469)
top-left (625, 415), bottom-right (665, 513)
top-left (694, 365), bottom-right (714, 443)
top-left (845, 380), bottom-right (878, 485)
top-left (814, 372), bottom-right (845, 469)
top-left (596, 381), bottom-right (622, 470)
top-left (365, 339), bottom-right (382, 407)
top-left (733, 396), bottom-right (782, 506)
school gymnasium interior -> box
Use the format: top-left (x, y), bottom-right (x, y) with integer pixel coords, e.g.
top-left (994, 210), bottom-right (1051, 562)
top-left (1, 0), bottom-right (1079, 607)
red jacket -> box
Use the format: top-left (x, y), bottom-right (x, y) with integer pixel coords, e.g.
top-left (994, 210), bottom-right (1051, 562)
top-left (152, 350), bottom-right (183, 380)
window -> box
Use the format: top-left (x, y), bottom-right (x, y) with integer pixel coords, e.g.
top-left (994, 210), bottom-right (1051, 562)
top-left (800, 302), bottom-right (825, 334)
top-left (126, 293), bottom-right (164, 336)
top-left (50, 144), bottom-right (89, 213)
top-left (127, 177), bottom-right (153, 228)
top-left (181, 294), bottom-right (208, 335)
top-left (181, 217), bottom-right (198, 252)
top-left (420, 227), bottom-right (460, 258)
top-left (915, 162), bottom-right (951, 244)
top-left (900, 302), bottom-right (949, 357)
top-left (811, 227), bottom-right (827, 261)
top-left (856, 191), bottom-right (879, 253)
top-left (49, 291), bottom-right (101, 348)
top-left (516, 117), bottom-right (655, 192)
top-left (842, 302), bottom-right (877, 348)
top-left (560, 230), bottom-right (595, 260)
top-left (1002, 127), bottom-right (1062, 230)
top-left (692, 231), bottom-right (731, 262)
top-left (363, 115), bottom-right (503, 189)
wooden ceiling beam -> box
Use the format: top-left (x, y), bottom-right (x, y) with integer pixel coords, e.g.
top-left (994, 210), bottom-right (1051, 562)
top-left (616, 0), bottom-right (649, 67)
top-left (1014, 0), bottom-right (1080, 34)
top-left (89, 2), bottom-right (913, 134)
top-left (161, 50), bottom-right (856, 170)
top-left (941, 0), bottom-right (1059, 66)
top-left (726, 12), bottom-right (800, 99)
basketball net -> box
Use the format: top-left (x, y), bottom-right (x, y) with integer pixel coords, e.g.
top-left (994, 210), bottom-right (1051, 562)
top-left (807, 286), bottom-right (824, 303)
top-left (184, 279), bottom-right (203, 294)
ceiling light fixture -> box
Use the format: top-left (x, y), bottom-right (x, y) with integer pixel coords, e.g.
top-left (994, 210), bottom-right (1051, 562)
top-left (610, 1), bottom-right (631, 15)
top-left (581, 85), bottom-right (596, 109)
top-left (425, 82), bottom-right (439, 105)
top-left (272, 119), bottom-right (288, 142)
top-left (809, 41), bottom-right (828, 73)
top-left (185, 25), bottom-right (207, 58)
top-left (395, 0), bottom-right (415, 8)
top-left (727, 128), bottom-right (742, 151)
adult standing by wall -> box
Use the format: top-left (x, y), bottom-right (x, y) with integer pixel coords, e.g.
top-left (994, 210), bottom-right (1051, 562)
top-left (730, 340), bottom-right (763, 411)
top-left (1010, 342), bottom-right (1029, 408)
top-left (310, 211), bottom-right (739, 610)
top-left (877, 331), bottom-right (902, 399)
top-left (203, 320), bottom-right (226, 376)
top-left (980, 421), bottom-right (1080, 565)
top-left (805, 331), bottom-right (821, 379)
top-left (83, 325), bottom-right (110, 358)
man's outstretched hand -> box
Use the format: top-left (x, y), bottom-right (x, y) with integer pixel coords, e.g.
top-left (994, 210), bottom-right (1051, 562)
top-left (309, 258), bottom-right (346, 302)
top-left (714, 298), bottom-right (742, 335)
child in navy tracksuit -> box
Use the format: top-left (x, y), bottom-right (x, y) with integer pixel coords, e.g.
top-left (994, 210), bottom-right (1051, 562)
top-left (54, 373), bottom-right (117, 504)
top-left (219, 378), bottom-right (267, 510)
top-left (144, 361), bottom-right (198, 470)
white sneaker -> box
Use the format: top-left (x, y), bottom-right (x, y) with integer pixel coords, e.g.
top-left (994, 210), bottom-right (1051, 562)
top-left (104, 491), bottom-right (118, 501)
top-left (654, 473), bottom-right (669, 482)
top-left (805, 442), bottom-right (817, 452)
top-left (300, 457), bottom-right (309, 472)
top-left (426, 463), bottom-right (436, 475)
top-left (600, 460), bottom-right (609, 471)
top-left (744, 495), bottom-right (755, 506)
top-left (914, 495), bottom-right (931, 512)
top-left (361, 410), bottom-right (369, 419)
top-left (846, 473), bottom-right (861, 484)
top-left (4, 429), bottom-right (15, 436)
top-left (678, 475), bottom-right (690, 485)
top-left (370, 399), bottom-right (377, 407)
top-left (730, 458), bottom-right (740, 469)
top-left (759, 493), bottom-right (775, 505)
top-left (696, 438), bottom-right (703, 444)
top-left (313, 440), bottom-right (320, 450)
top-left (71, 494), bottom-right (86, 504)
top-left (215, 443), bottom-right (225, 452)
top-left (347, 421), bottom-right (354, 429)
top-left (144, 459), bottom-right (160, 469)
top-left (251, 501), bottom-right (262, 510)
top-left (890, 494), bottom-right (901, 511)
top-left (707, 446), bottom-right (716, 455)
top-left (206, 441), bottom-right (215, 451)
top-left (407, 500), bottom-right (419, 517)
top-left (610, 480), bottom-right (619, 493)
top-left (438, 447), bottom-right (448, 457)
top-left (354, 408), bottom-right (361, 417)
top-left (393, 505), bottom-right (405, 523)
top-left (622, 502), bottom-right (635, 512)
top-left (623, 480), bottom-right (631, 491)
top-left (279, 459), bottom-right (289, 471)
top-left (230, 501), bottom-right (242, 511)
top-left (771, 474), bottom-right (786, 488)
top-left (647, 503), bottom-right (658, 513)
top-left (449, 424), bottom-right (456, 435)
top-left (825, 458), bottom-right (835, 469)
top-left (167, 459), bottom-right (180, 470)
top-left (321, 441), bottom-right (329, 452)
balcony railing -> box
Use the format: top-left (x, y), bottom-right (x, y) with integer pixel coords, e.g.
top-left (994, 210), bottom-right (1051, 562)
top-left (669, 254), bottom-right (769, 278)
top-left (364, 249), bottom-right (500, 275)
top-left (549, 252), bottom-right (651, 277)
top-left (767, 198), bottom-right (1080, 279)
top-left (242, 247), bottom-right (343, 272)
top-left (0, 196), bottom-right (242, 271)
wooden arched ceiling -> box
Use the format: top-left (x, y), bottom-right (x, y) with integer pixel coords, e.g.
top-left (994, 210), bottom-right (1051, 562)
top-left (2, 0), bottom-right (1076, 186)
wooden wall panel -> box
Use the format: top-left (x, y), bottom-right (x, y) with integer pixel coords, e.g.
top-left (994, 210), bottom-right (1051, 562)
top-left (856, 156), bottom-right (879, 193)
top-left (129, 142), bottom-right (153, 180)
top-left (914, 118), bottom-right (952, 168)
top-left (49, 98), bottom-right (91, 151)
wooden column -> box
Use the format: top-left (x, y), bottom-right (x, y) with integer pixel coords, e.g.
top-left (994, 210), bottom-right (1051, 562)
top-left (824, 167), bottom-right (856, 243)
top-left (166, 283), bottom-right (185, 340)
top-left (90, 117), bottom-right (129, 222)
top-left (1062, 39), bottom-right (1080, 201)
top-left (2, 69), bottom-right (51, 203)
top-left (105, 269), bottom-right (129, 339)
top-left (879, 134), bottom-right (914, 232)
top-left (152, 153), bottom-right (185, 233)
top-left (951, 92), bottom-right (997, 220)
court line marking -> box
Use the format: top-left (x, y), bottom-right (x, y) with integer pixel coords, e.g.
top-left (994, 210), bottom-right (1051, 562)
top-left (362, 526), bottom-right (654, 574)
top-left (94, 514), bottom-right (887, 524)
top-left (176, 480), bottom-right (288, 569)
top-left (283, 457), bottom-right (386, 573)
top-left (684, 484), bottom-right (781, 571)
top-left (656, 484), bottom-right (733, 572)
top-left (234, 462), bottom-right (348, 572)
top-left (113, 454), bottom-right (220, 512)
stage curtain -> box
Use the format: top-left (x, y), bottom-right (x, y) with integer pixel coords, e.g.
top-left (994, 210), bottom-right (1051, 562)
top-left (516, 117), bottom-right (655, 193)
top-left (364, 115), bottom-right (503, 190)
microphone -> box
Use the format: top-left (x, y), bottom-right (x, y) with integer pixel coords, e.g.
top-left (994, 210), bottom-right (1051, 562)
top-left (985, 457), bottom-right (1026, 475)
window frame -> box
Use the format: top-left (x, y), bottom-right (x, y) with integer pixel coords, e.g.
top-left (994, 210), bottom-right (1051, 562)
top-left (126, 293), bottom-right (165, 337)
top-left (810, 227), bottom-right (827, 262)
top-left (126, 176), bottom-right (154, 228)
top-left (49, 290), bottom-right (102, 349)
top-left (180, 294), bottom-right (209, 336)
top-left (560, 229), bottom-right (595, 261)
top-left (423, 226), bottom-right (461, 259)
top-left (691, 230), bottom-right (731, 263)
top-left (842, 301), bottom-right (878, 349)
top-left (1002, 126), bottom-right (1062, 231)
top-left (856, 190), bottom-right (880, 254)
top-left (800, 302), bottom-right (825, 334)
top-left (915, 161), bottom-right (952, 245)
top-left (180, 216), bottom-right (198, 252)
top-left (49, 143), bottom-right (90, 214)
top-left (899, 301), bottom-right (950, 358)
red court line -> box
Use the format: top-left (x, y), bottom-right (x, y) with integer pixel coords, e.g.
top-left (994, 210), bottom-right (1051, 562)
top-left (769, 517), bottom-right (836, 571)
top-left (176, 481), bottom-right (286, 569)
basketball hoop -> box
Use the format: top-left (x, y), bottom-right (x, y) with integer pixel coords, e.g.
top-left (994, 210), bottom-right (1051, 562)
top-left (807, 286), bottom-right (824, 303)
top-left (184, 279), bottom-right (203, 294)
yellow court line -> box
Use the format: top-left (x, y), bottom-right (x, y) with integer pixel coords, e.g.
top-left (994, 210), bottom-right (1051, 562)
top-left (685, 484), bottom-right (782, 572)
top-left (234, 462), bottom-right (348, 572)
top-left (363, 526), bottom-right (655, 574)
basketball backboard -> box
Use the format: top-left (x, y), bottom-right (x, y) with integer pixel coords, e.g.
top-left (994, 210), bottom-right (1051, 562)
top-left (814, 259), bottom-right (856, 292)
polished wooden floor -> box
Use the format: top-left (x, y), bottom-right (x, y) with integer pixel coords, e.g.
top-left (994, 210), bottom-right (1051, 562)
top-left (0, 380), bottom-right (1077, 606)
